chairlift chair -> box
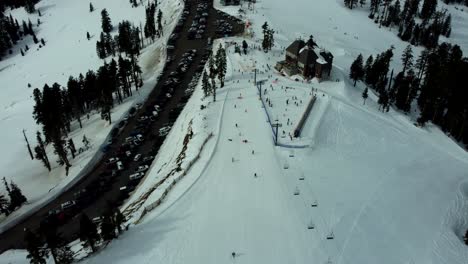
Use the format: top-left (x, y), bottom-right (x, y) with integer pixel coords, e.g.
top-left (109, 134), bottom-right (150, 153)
top-left (294, 187), bottom-right (300, 195)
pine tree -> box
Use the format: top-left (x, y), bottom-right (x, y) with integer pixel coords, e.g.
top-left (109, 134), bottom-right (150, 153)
top-left (9, 181), bottom-right (27, 211)
top-left (3, 177), bottom-right (11, 198)
top-left (25, 229), bottom-right (48, 264)
top-left (100, 213), bottom-right (116, 241)
top-left (32, 32), bottom-right (38, 44)
top-left (401, 45), bottom-right (414, 74)
top-left (261, 22), bottom-right (269, 52)
top-left (35, 131), bottom-right (51, 171)
top-left (42, 223), bottom-right (74, 264)
top-left (101, 9), bottom-right (113, 34)
top-left (87, 31), bottom-right (91, 40)
top-left (79, 214), bottom-right (100, 253)
top-left (25, 0), bottom-right (36, 14)
top-left (28, 19), bottom-right (33, 35)
top-left (364, 55), bottom-right (374, 85)
top-left (158, 9), bottom-right (164, 36)
top-left (0, 193), bottom-right (10, 216)
top-left (420, 0), bottom-right (437, 19)
top-left (52, 135), bottom-right (70, 170)
top-left (144, 4), bottom-right (157, 41)
top-left (208, 54), bottom-right (217, 102)
top-left (215, 44), bottom-right (227, 87)
top-left (362, 88), bottom-right (369, 105)
top-left (157, 10), bottom-right (163, 36)
top-left (201, 71), bottom-right (211, 97)
top-left (114, 209), bottom-right (125, 234)
top-left (67, 139), bottom-right (76, 159)
top-left (89, 2), bottom-right (94, 12)
top-left (242, 40), bottom-right (248, 55)
top-left (349, 54), bottom-right (365, 86)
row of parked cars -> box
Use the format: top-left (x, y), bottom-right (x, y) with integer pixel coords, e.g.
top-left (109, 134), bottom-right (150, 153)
top-left (188, 2), bottom-right (209, 40)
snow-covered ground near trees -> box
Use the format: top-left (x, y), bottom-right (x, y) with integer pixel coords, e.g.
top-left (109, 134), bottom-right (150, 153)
top-left (0, 0), bottom-right (182, 230)
top-left (3, 0), bottom-right (468, 263)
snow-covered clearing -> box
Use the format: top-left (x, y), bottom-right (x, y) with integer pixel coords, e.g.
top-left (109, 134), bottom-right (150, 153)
top-left (2, 0), bottom-right (468, 263)
top-left (0, 0), bottom-right (182, 230)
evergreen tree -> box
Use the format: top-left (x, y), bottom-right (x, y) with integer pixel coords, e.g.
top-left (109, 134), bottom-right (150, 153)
top-left (157, 10), bottom-right (163, 36)
top-left (215, 44), bottom-right (227, 87)
top-left (362, 88), bottom-right (369, 105)
top-left (101, 9), bottom-right (113, 34)
top-left (25, 229), bottom-right (48, 264)
top-left (242, 40), bottom-right (248, 55)
top-left (420, 0), bottom-right (437, 19)
top-left (201, 71), bottom-right (211, 97)
top-left (344, 0), bottom-right (358, 9)
top-left (349, 54), bottom-right (365, 86)
top-left (114, 208), bottom-right (125, 234)
top-left (3, 177), bottom-right (11, 198)
top-left (144, 3), bottom-right (157, 41)
top-left (208, 54), bottom-right (217, 102)
top-left (32, 32), bottom-right (38, 44)
top-left (89, 2), bottom-right (94, 12)
top-left (100, 212), bottom-right (116, 241)
top-left (42, 223), bottom-right (74, 264)
top-left (364, 55), bottom-right (374, 85)
top-left (8, 181), bottom-right (27, 211)
top-left (79, 214), bottom-right (100, 253)
top-left (87, 31), bottom-right (91, 40)
top-left (25, 0), bottom-right (36, 13)
top-left (35, 131), bottom-right (51, 171)
top-left (401, 44), bottom-right (414, 74)
top-left (261, 22), bottom-right (270, 52)
top-left (52, 135), bottom-right (70, 170)
top-left (67, 138), bottom-right (76, 159)
top-left (0, 193), bottom-right (10, 216)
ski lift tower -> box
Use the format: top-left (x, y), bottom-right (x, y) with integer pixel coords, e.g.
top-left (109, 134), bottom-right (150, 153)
top-left (272, 119), bottom-right (282, 146)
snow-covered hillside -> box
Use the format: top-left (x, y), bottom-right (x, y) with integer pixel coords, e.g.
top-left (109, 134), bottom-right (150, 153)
top-left (0, 0), bottom-right (181, 228)
top-left (2, 0), bottom-right (468, 263)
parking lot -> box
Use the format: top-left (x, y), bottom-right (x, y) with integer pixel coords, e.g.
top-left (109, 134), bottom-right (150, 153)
top-left (0, 0), bottom-right (243, 252)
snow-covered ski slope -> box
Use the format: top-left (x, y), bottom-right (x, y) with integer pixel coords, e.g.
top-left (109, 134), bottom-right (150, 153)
top-left (76, 37), bottom-right (468, 264)
top-left (2, 0), bottom-right (468, 263)
top-left (0, 0), bottom-right (181, 226)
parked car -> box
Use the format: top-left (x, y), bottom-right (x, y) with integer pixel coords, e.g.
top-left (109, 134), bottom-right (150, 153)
top-left (107, 157), bottom-right (119, 164)
top-left (61, 200), bottom-right (76, 210)
top-left (134, 154), bottom-right (142, 162)
top-left (116, 161), bottom-right (124, 171)
top-left (135, 165), bottom-right (149, 173)
top-left (129, 172), bottom-right (145, 181)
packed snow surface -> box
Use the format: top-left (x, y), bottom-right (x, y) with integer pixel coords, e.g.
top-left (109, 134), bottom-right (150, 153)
top-left (2, 0), bottom-right (468, 263)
